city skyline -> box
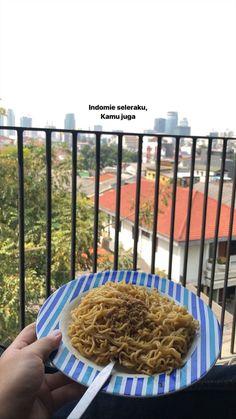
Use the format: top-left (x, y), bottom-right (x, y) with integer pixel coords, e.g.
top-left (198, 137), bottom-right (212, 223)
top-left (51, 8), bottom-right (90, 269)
top-left (0, 0), bottom-right (236, 135)
top-left (0, 107), bottom-right (235, 137)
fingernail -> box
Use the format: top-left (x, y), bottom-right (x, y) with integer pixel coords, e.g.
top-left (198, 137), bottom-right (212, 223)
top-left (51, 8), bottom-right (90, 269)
top-left (49, 329), bottom-right (62, 338)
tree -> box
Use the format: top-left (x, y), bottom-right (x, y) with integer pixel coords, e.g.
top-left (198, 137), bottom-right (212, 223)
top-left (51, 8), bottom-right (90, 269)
top-left (79, 143), bottom-right (137, 171)
top-left (129, 183), bottom-right (172, 230)
top-left (0, 144), bottom-right (102, 344)
top-left (0, 141), bottom-right (138, 344)
top-left (0, 98), bottom-right (7, 116)
top-left (97, 246), bottom-right (133, 271)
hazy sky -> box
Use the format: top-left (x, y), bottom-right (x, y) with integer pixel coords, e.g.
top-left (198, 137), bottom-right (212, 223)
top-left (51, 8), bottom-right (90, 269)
top-left (0, 0), bottom-right (236, 135)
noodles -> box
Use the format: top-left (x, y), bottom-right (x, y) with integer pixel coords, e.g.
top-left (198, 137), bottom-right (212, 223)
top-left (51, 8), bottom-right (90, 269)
top-left (68, 281), bottom-right (199, 375)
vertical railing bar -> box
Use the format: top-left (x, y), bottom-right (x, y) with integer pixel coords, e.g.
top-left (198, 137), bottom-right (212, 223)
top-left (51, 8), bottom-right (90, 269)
top-left (219, 141), bottom-right (236, 352)
top-left (151, 136), bottom-right (162, 274)
top-left (45, 130), bottom-right (52, 297)
top-left (168, 137), bottom-right (180, 280)
top-left (133, 136), bottom-right (143, 271)
top-left (208, 139), bottom-right (227, 307)
top-left (71, 131), bottom-right (77, 280)
top-left (182, 138), bottom-right (197, 286)
top-left (197, 138), bottom-right (212, 296)
top-left (230, 289), bottom-right (236, 354)
top-left (93, 133), bottom-right (101, 273)
top-left (113, 134), bottom-right (123, 270)
top-left (17, 128), bottom-right (25, 329)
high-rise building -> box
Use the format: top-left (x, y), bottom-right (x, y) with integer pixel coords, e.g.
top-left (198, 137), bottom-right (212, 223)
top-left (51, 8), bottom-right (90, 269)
top-left (64, 113), bottom-right (76, 143)
top-left (20, 116), bottom-right (32, 127)
top-left (20, 116), bottom-right (32, 137)
top-left (209, 130), bottom-right (218, 137)
top-left (45, 122), bottom-right (58, 141)
top-left (7, 109), bottom-right (15, 135)
top-left (94, 125), bottom-right (103, 132)
top-left (0, 114), bottom-right (5, 136)
top-left (64, 113), bottom-right (76, 129)
top-left (176, 125), bottom-right (191, 136)
top-left (176, 118), bottom-right (191, 136)
top-left (154, 118), bottom-right (166, 133)
top-left (180, 118), bottom-right (188, 127)
top-left (165, 111), bottom-right (178, 134)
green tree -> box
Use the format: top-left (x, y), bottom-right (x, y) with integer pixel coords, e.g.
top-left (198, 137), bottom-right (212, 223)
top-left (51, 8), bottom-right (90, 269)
top-left (0, 144), bottom-right (102, 344)
top-left (97, 246), bottom-right (133, 271)
top-left (0, 141), bottom-right (138, 344)
top-left (79, 143), bottom-right (137, 171)
top-left (0, 98), bottom-right (7, 116)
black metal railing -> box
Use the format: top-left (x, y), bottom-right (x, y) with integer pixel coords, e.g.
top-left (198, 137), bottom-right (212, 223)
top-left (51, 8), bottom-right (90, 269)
top-left (1, 126), bottom-right (236, 354)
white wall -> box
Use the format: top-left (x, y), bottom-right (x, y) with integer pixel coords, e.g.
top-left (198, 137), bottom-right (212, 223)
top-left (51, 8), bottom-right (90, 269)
top-left (179, 243), bottom-right (210, 284)
top-left (119, 221), bottom-right (134, 251)
top-left (116, 220), bottom-right (183, 281)
top-left (106, 216), bottom-right (210, 284)
top-left (108, 218), bottom-right (134, 251)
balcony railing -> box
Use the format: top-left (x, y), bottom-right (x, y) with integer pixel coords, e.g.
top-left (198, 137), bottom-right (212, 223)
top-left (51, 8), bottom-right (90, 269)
top-left (1, 125), bottom-right (236, 356)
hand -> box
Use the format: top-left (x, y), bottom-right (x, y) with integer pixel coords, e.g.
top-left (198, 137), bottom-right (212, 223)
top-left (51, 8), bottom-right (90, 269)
top-left (0, 323), bottom-right (85, 419)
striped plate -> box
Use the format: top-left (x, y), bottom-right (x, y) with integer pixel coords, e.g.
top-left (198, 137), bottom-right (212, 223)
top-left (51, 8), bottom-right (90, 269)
top-left (36, 270), bottom-right (221, 397)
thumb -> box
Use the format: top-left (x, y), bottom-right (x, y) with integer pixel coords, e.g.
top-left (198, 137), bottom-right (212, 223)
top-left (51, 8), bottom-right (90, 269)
top-left (25, 330), bottom-right (62, 361)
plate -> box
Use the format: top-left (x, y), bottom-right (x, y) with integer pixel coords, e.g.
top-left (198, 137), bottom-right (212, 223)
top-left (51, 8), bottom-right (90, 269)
top-left (36, 270), bottom-right (221, 397)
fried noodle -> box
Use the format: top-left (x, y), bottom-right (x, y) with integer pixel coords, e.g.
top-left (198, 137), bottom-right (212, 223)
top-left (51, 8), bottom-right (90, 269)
top-left (68, 281), bottom-right (199, 375)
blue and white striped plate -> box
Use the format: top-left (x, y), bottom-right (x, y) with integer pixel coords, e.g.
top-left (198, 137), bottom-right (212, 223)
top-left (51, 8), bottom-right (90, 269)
top-left (36, 270), bottom-right (221, 397)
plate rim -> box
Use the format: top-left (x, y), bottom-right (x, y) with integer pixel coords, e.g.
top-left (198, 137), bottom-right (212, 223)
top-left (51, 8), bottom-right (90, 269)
top-left (36, 270), bottom-right (222, 397)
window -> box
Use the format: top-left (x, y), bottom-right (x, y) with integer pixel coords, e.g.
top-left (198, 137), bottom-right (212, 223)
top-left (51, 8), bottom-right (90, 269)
top-left (230, 240), bottom-right (236, 255)
top-left (209, 243), bottom-right (214, 259)
top-left (142, 230), bottom-right (150, 239)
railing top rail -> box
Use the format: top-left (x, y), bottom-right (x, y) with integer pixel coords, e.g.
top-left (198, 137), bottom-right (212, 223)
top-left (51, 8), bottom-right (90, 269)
top-left (0, 125), bottom-right (236, 140)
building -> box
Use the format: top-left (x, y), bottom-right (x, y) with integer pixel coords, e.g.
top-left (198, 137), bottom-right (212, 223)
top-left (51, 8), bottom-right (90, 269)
top-left (0, 114), bottom-right (5, 136)
top-left (99, 179), bottom-right (236, 303)
top-left (64, 113), bottom-right (76, 130)
top-left (94, 125), bottom-right (103, 132)
top-left (176, 118), bottom-right (191, 136)
top-left (176, 126), bottom-right (191, 136)
top-left (142, 137), bottom-right (175, 163)
top-left (20, 115), bottom-right (33, 137)
top-left (123, 135), bottom-right (139, 151)
top-left (145, 164), bottom-right (195, 187)
top-left (145, 162), bottom-right (173, 182)
top-left (165, 111), bottom-right (178, 134)
top-left (209, 130), bottom-right (219, 138)
top-left (20, 116), bottom-right (32, 127)
top-left (142, 138), bottom-right (157, 163)
top-left (64, 113), bottom-right (76, 143)
top-left (194, 180), bottom-right (236, 207)
top-left (7, 109), bottom-right (15, 135)
top-left (44, 122), bottom-right (58, 141)
top-left (154, 118), bottom-right (166, 133)
top-left (179, 160), bottom-right (231, 183)
top-left (198, 147), bottom-right (235, 179)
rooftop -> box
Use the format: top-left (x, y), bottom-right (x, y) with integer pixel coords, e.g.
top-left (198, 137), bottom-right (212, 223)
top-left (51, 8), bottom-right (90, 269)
top-left (99, 178), bottom-right (236, 242)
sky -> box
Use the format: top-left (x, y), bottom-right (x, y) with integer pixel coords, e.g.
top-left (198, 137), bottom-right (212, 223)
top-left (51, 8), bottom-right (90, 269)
top-left (0, 0), bottom-right (236, 135)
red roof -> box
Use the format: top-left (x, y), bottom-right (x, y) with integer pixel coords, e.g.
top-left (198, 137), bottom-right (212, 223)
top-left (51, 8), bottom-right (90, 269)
top-left (99, 178), bottom-right (236, 242)
top-left (91, 173), bottom-right (116, 182)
